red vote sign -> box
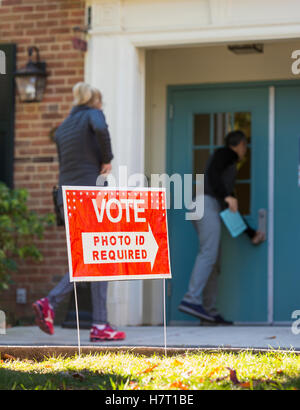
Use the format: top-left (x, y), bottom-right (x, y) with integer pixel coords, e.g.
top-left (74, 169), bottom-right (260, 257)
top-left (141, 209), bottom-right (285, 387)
top-left (62, 186), bottom-right (172, 282)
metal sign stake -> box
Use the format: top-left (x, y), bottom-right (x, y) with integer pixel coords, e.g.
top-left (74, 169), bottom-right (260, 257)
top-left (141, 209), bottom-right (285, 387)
top-left (73, 282), bottom-right (81, 357)
top-left (163, 279), bottom-right (167, 356)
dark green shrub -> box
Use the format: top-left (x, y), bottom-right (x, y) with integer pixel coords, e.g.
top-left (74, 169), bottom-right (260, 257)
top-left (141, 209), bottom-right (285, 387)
top-left (0, 182), bottom-right (55, 290)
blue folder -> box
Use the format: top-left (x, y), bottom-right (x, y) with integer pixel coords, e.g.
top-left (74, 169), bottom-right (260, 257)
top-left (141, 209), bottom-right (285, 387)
top-left (220, 209), bottom-right (247, 238)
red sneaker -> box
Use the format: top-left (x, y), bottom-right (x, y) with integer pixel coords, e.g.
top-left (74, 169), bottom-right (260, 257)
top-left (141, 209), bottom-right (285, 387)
top-left (32, 297), bottom-right (55, 335)
top-left (90, 324), bottom-right (126, 342)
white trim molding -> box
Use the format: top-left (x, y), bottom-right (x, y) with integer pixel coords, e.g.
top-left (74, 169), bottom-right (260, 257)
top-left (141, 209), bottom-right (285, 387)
top-left (91, 0), bottom-right (122, 32)
top-left (87, 0), bottom-right (300, 47)
top-left (268, 86), bottom-right (275, 324)
top-left (209, 0), bottom-right (232, 25)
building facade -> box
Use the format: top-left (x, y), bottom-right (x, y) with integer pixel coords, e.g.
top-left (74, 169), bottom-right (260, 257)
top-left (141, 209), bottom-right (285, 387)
top-left (1, 0), bottom-right (300, 326)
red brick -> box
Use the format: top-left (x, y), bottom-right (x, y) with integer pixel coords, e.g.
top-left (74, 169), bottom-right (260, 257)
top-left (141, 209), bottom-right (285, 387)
top-left (47, 11), bottom-right (69, 19)
top-left (56, 53), bottom-right (79, 60)
top-left (70, 10), bottom-right (85, 17)
top-left (40, 147), bottom-right (57, 155)
top-left (26, 29), bottom-right (48, 36)
top-left (15, 122), bottom-right (30, 129)
top-left (61, 1), bottom-right (83, 10)
top-left (50, 27), bottom-right (70, 35)
top-left (24, 13), bottom-right (46, 20)
top-left (67, 77), bottom-right (84, 85)
top-left (36, 20), bottom-right (59, 28)
top-left (1, 30), bottom-right (24, 37)
top-left (42, 95), bottom-right (64, 103)
top-left (2, 0), bottom-right (22, 6)
top-left (35, 5), bottom-right (58, 12)
top-left (12, 6), bottom-right (34, 13)
top-left (47, 78), bottom-right (65, 86)
top-left (14, 22), bottom-right (34, 30)
top-left (54, 69), bottom-right (77, 76)
top-left (47, 62), bottom-right (65, 69)
top-left (0, 14), bottom-right (23, 21)
top-left (41, 113), bottom-right (63, 120)
top-left (33, 36), bottom-right (56, 43)
top-left (49, 44), bottom-right (61, 51)
top-left (17, 114), bottom-right (40, 121)
top-left (0, 24), bottom-right (13, 30)
top-left (55, 87), bottom-right (73, 94)
top-left (19, 148), bottom-right (40, 156)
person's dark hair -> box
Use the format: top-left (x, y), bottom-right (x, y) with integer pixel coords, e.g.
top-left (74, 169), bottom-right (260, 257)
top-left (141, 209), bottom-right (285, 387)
top-left (225, 130), bottom-right (247, 147)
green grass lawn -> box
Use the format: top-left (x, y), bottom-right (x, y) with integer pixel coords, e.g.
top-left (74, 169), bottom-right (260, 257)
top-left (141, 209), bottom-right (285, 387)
top-left (0, 351), bottom-right (300, 390)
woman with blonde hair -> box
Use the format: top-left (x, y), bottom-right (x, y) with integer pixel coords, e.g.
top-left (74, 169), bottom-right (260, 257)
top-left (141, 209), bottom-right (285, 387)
top-left (73, 82), bottom-right (102, 108)
top-left (32, 82), bottom-right (125, 342)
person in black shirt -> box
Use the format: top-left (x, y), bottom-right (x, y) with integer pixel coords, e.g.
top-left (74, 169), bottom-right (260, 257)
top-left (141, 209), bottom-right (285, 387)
top-left (179, 130), bottom-right (265, 324)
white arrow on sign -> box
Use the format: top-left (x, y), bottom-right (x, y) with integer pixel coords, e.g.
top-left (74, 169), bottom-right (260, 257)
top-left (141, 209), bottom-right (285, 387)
top-left (81, 223), bottom-right (159, 270)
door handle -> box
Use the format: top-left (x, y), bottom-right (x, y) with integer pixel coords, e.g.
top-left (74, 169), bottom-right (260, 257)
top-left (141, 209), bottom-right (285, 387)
top-left (257, 209), bottom-right (267, 238)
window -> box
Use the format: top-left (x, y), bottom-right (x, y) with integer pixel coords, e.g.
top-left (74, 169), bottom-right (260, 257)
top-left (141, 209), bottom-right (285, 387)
top-left (193, 112), bottom-right (251, 215)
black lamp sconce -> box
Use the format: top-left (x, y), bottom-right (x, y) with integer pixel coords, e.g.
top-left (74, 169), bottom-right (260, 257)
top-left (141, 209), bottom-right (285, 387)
top-left (14, 46), bottom-right (48, 103)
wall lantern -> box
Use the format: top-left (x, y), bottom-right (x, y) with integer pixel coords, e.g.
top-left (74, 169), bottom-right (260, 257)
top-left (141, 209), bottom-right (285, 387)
top-left (14, 46), bottom-right (48, 103)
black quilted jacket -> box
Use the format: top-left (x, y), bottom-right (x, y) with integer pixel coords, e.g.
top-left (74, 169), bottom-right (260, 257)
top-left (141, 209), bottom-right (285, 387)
top-left (54, 104), bottom-right (113, 206)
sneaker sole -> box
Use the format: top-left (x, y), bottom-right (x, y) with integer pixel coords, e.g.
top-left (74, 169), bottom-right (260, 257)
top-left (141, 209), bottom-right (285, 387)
top-left (32, 303), bottom-right (53, 335)
top-left (90, 337), bottom-right (126, 342)
top-left (178, 305), bottom-right (216, 322)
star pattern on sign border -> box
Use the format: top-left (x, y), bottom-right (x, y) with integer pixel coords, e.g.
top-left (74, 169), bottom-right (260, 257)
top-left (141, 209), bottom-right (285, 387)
top-left (66, 189), bottom-right (166, 217)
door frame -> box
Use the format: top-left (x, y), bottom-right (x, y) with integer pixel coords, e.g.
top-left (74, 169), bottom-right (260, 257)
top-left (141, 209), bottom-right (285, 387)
top-left (0, 43), bottom-right (16, 188)
top-left (166, 79), bottom-right (300, 325)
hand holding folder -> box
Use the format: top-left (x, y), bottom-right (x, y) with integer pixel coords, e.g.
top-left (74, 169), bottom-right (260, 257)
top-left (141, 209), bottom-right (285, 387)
top-left (220, 208), bottom-right (247, 238)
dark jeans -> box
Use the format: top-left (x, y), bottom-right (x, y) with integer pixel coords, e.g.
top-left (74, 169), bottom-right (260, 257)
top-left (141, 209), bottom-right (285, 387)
top-left (47, 205), bottom-right (108, 324)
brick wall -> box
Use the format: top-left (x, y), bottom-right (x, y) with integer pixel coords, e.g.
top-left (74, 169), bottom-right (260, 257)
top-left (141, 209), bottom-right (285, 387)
top-left (0, 0), bottom-right (86, 324)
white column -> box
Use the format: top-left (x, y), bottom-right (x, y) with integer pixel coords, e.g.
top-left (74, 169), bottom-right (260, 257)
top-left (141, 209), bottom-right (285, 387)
top-left (85, 34), bottom-right (145, 326)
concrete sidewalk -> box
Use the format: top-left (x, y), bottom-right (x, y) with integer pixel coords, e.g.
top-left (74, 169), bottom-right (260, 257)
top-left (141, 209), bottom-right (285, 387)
top-left (0, 325), bottom-right (299, 350)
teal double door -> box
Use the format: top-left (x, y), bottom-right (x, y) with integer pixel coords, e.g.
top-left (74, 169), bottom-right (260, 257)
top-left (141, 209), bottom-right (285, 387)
top-left (167, 82), bottom-right (300, 324)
